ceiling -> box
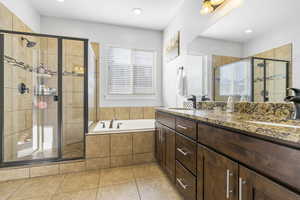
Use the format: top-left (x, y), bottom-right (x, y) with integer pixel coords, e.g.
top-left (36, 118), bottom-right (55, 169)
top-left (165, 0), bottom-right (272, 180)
top-left (29, 0), bottom-right (184, 30)
top-left (201, 0), bottom-right (300, 43)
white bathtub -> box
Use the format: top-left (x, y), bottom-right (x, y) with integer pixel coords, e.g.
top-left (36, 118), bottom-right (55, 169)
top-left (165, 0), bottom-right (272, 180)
top-left (89, 119), bottom-right (155, 134)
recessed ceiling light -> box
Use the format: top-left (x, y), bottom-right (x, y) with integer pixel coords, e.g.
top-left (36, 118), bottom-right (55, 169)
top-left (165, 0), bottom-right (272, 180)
top-left (132, 8), bottom-right (142, 16)
top-left (245, 29), bottom-right (253, 34)
top-left (57, 0), bottom-right (64, 2)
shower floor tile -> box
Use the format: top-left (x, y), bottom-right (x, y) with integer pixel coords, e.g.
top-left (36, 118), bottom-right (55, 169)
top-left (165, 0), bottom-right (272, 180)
top-left (1, 163), bottom-right (183, 200)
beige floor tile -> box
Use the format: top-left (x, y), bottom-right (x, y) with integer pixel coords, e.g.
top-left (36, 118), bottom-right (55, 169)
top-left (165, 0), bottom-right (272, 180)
top-left (0, 179), bottom-right (25, 200)
top-left (99, 166), bottom-right (134, 187)
top-left (10, 175), bottom-right (64, 200)
top-left (97, 181), bottom-right (139, 200)
top-left (132, 163), bottom-right (165, 179)
top-left (52, 189), bottom-right (98, 200)
top-left (136, 176), bottom-right (183, 200)
top-left (58, 170), bottom-right (100, 193)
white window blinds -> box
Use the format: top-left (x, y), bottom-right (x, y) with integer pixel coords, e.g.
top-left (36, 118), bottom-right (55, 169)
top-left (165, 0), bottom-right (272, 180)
top-left (105, 47), bottom-right (156, 95)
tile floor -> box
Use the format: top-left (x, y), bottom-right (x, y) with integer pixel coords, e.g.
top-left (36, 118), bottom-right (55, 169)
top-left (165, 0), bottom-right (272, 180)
top-left (0, 163), bottom-right (184, 200)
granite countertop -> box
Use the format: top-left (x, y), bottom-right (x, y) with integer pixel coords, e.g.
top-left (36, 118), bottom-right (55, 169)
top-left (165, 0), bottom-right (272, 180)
top-left (156, 107), bottom-right (300, 148)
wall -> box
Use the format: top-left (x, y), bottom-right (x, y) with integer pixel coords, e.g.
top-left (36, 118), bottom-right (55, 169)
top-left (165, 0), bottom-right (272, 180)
top-left (40, 16), bottom-right (163, 107)
top-left (0, 0), bottom-right (40, 32)
top-left (243, 23), bottom-right (299, 88)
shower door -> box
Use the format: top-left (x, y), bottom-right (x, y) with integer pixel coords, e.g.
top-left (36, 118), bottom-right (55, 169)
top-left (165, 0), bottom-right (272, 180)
top-left (1, 31), bottom-right (88, 166)
top-left (252, 57), bottom-right (289, 102)
top-left (2, 33), bottom-right (60, 163)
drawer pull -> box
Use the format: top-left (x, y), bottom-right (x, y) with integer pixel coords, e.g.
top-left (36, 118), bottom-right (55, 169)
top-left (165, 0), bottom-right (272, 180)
top-left (177, 124), bottom-right (188, 130)
top-left (239, 178), bottom-right (246, 200)
top-left (176, 178), bottom-right (188, 189)
top-left (226, 170), bottom-right (233, 199)
top-left (177, 147), bottom-right (189, 156)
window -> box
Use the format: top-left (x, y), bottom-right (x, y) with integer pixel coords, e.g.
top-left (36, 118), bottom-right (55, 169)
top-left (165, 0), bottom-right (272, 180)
top-left (104, 47), bottom-right (156, 98)
top-left (219, 59), bottom-right (251, 97)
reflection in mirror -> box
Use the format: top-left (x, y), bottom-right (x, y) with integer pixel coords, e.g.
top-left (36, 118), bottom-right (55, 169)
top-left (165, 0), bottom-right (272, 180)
top-left (214, 58), bottom-right (251, 102)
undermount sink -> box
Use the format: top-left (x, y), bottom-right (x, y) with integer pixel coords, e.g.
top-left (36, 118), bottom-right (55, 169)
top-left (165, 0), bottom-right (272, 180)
top-left (246, 121), bottom-right (300, 129)
top-left (168, 107), bottom-right (193, 111)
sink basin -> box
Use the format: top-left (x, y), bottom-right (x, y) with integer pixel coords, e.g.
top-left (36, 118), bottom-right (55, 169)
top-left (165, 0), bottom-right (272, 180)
top-left (246, 121), bottom-right (300, 129)
top-left (168, 107), bottom-right (193, 111)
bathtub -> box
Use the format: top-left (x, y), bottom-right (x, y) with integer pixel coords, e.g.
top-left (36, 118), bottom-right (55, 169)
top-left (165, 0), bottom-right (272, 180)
top-left (89, 119), bottom-right (155, 134)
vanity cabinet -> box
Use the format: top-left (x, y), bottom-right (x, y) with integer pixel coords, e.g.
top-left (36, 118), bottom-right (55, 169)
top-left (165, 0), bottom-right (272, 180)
top-left (165, 127), bottom-right (176, 182)
top-left (198, 144), bottom-right (238, 200)
top-left (155, 122), bottom-right (176, 182)
top-left (155, 122), bottom-right (166, 168)
top-left (155, 111), bottom-right (300, 200)
top-left (239, 166), bottom-right (300, 200)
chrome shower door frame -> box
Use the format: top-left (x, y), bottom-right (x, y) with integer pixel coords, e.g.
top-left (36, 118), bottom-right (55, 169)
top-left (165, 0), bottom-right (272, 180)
top-left (0, 30), bottom-right (89, 168)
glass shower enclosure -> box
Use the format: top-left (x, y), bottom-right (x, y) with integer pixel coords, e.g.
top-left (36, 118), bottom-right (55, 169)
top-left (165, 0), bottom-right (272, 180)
top-left (0, 30), bottom-right (89, 166)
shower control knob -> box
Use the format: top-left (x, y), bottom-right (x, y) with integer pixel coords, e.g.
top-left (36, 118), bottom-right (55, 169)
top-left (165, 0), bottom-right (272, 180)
top-left (53, 95), bottom-right (59, 102)
top-left (18, 83), bottom-right (29, 94)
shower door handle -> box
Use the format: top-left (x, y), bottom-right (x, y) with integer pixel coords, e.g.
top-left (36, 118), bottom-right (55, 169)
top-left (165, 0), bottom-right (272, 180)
top-left (53, 95), bottom-right (59, 102)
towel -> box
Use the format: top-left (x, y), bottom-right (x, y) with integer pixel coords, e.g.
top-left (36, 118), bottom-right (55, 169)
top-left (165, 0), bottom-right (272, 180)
top-left (177, 68), bottom-right (185, 96)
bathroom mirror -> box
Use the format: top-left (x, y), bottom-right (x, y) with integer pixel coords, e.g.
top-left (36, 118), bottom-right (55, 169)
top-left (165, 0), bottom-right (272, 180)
top-left (186, 2), bottom-right (294, 103)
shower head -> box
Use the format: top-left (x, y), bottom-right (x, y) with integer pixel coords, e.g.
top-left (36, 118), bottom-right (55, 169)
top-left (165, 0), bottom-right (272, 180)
top-left (21, 37), bottom-right (37, 48)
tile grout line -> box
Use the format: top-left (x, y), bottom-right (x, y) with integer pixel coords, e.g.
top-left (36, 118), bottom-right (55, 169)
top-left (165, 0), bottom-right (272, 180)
top-left (133, 168), bottom-right (143, 200)
top-left (5, 179), bottom-right (26, 200)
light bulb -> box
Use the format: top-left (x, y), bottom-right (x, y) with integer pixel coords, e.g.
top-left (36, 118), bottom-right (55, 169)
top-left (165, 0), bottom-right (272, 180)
top-left (132, 8), bottom-right (142, 16)
top-left (200, 1), bottom-right (214, 15)
top-left (210, 0), bottom-right (225, 6)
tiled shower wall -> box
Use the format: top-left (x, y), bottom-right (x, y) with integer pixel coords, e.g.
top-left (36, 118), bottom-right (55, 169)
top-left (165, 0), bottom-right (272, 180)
top-left (1, 3), bottom-right (35, 161)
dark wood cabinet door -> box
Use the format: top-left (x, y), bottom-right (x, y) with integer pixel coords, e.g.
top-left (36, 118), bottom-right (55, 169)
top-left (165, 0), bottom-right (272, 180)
top-left (155, 123), bottom-right (166, 168)
top-left (239, 166), bottom-right (300, 200)
top-left (203, 147), bottom-right (238, 200)
top-left (165, 127), bottom-right (175, 182)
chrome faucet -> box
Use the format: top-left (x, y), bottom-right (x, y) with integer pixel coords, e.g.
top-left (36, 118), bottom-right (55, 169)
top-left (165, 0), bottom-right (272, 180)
top-left (285, 88), bottom-right (300, 120)
top-left (109, 118), bottom-right (115, 128)
top-left (187, 95), bottom-right (197, 109)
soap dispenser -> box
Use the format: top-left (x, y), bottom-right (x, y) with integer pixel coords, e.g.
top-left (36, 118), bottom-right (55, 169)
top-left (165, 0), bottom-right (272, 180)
top-left (226, 96), bottom-right (234, 113)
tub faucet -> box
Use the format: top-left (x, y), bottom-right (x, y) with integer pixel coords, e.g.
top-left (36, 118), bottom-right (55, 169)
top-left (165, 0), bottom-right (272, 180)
top-left (109, 118), bottom-right (115, 128)
top-left (100, 121), bottom-right (106, 128)
top-left (285, 88), bottom-right (300, 120)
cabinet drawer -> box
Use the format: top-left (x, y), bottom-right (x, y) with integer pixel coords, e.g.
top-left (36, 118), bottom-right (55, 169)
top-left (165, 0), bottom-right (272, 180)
top-left (176, 161), bottom-right (196, 200)
top-left (156, 112), bottom-right (175, 129)
top-left (176, 133), bottom-right (197, 175)
top-left (176, 117), bottom-right (197, 140)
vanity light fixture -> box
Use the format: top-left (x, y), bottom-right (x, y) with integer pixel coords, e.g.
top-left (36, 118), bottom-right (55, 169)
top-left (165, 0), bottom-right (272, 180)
top-left (200, 0), bottom-right (226, 15)
top-left (210, 0), bottom-right (225, 6)
top-left (132, 8), bottom-right (143, 16)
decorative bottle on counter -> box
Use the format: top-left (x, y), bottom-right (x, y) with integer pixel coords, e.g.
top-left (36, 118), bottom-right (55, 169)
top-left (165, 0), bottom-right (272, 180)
top-left (226, 96), bottom-right (234, 113)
